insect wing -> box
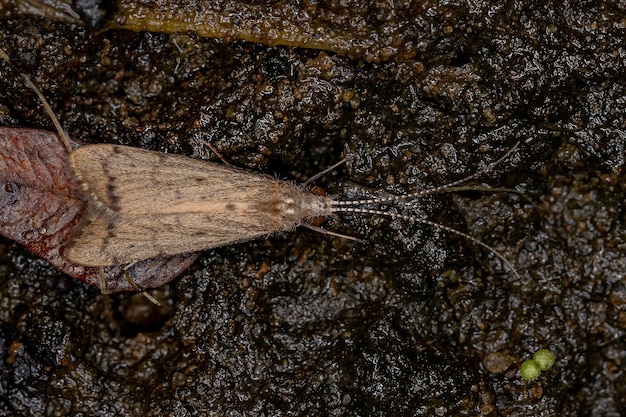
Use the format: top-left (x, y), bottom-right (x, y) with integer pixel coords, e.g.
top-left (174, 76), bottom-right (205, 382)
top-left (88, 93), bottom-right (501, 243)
top-left (65, 145), bottom-right (282, 266)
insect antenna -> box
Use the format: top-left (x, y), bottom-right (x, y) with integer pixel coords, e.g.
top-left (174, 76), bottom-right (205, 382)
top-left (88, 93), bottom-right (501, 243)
top-left (325, 142), bottom-right (522, 279)
top-left (331, 205), bottom-right (521, 280)
top-left (334, 141), bottom-right (520, 207)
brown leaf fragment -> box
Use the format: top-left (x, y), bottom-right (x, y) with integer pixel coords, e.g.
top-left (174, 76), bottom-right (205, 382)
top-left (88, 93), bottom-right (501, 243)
top-left (0, 127), bottom-right (199, 292)
top-left (5, 0), bottom-right (422, 62)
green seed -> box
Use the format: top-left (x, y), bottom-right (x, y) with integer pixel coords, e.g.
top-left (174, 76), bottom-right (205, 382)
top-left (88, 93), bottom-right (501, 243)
top-left (533, 349), bottom-right (555, 371)
top-left (520, 359), bottom-right (541, 381)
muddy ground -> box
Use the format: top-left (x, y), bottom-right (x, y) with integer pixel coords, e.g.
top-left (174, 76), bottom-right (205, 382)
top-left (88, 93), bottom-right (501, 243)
top-left (1, 1), bottom-right (625, 416)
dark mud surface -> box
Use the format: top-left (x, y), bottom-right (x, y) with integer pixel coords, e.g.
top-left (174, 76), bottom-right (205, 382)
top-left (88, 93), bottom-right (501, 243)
top-left (1, 1), bottom-right (625, 416)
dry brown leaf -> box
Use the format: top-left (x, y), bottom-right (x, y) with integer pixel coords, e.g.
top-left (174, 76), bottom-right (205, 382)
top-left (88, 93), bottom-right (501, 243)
top-left (0, 127), bottom-right (199, 292)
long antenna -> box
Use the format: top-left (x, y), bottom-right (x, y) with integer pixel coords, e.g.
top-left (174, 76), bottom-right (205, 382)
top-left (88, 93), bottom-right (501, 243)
top-left (332, 206), bottom-right (521, 280)
top-left (334, 141), bottom-right (520, 207)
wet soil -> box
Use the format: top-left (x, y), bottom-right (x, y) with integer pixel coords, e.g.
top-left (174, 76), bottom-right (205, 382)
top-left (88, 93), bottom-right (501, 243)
top-left (1, 1), bottom-right (625, 415)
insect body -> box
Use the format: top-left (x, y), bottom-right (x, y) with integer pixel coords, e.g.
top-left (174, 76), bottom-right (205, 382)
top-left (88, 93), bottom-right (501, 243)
top-left (66, 144), bottom-right (334, 266)
top-left (1, 47), bottom-right (520, 293)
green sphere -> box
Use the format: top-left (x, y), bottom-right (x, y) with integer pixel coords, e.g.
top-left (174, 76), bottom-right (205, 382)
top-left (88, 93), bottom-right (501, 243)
top-left (533, 349), bottom-right (555, 371)
top-left (520, 359), bottom-right (541, 381)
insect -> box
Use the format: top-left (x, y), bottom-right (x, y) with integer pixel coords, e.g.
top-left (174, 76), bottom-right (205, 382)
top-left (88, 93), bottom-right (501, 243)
top-left (0, 47), bottom-right (520, 295)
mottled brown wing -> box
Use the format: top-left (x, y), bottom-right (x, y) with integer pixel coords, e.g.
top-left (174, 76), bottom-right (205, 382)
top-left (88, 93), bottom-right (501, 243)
top-left (0, 129), bottom-right (201, 291)
top-left (65, 144), bottom-right (292, 266)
